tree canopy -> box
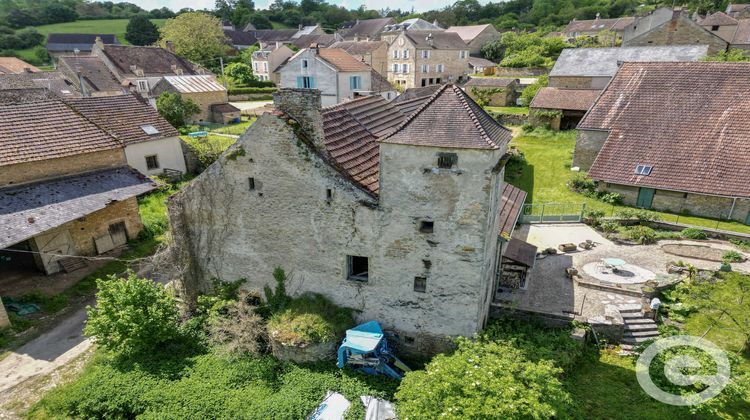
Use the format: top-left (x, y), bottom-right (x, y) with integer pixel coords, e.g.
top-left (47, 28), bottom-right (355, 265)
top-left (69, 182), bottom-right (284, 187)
top-left (159, 12), bottom-right (228, 67)
top-left (125, 15), bottom-right (160, 46)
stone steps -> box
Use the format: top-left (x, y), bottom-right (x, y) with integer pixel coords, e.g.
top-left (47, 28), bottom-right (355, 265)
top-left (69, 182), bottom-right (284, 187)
top-left (620, 307), bottom-right (660, 346)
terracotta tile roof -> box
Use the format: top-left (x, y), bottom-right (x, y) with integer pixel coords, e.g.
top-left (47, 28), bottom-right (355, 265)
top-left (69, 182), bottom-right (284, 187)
top-left (445, 24), bottom-right (495, 42)
top-left (291, 34), bottom-right (336, 49)
top-left (161, 75), bottom-right (226, 93)
top-left (101, 45), bottom-right (198, 77)
top-left (0, 167), bottom-right (155, 248)
top-left (701, 11), bottom-right (738, 26)
top-left (317, 48), bottom-right (371, 72)
top-left (65, 94), bottom-right (179, 146)
top-left (0, 99), bottom-right (121, 166)
top-left (391, 85), bottom-right (442, 103)
top-left (498, 183), bottom-right (527, 237)
top-left (57, 55), bottom-right (122, 92)
top-left (381, 84), bottom-right (510, 150)
top-left (330, 40), bottom-right (386, 55)
top-left (404, 31), bottom-right (469, 49)
top-left (464, 77), bottom-right (517, 87)
top-left (728, 4), bottom-right (750, 14)
top-left (391, 95), bottom-right (429, 117)
top-left (580, 62), bottom-right (750, 198)
top-left (563, 17), bottom-right (635, 34)
top-left (732, 19), bottom-right (750, 44)
top-left (0, 57), bottom-right (39, 74)
top-left (530, 87), bottom-right (601, 111)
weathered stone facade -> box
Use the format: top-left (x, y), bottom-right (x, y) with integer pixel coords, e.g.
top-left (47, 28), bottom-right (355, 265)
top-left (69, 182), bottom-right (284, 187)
top-left (387, 31), bottom-right (470, 89)
top-left (549, 75), bottom-right (610, 89)
top-left (169, 89), bottom-right (506, 354)
top-left (572, 129), bottom-right (609, 170)
top-left (0, 149), bottom-right (126, 187)
top-left (622, 9), bottom-right (728, 54)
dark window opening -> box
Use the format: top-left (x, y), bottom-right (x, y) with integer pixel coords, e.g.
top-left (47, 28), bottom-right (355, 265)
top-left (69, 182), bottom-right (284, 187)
top-left (145, 155), bottom-right (159, 170)
top-left (428, 78), bottom-right (434, 84)
top-left (419, 220), bottom-right (434, 233)
top-left (421, 78), bottom-right (427, 87)
top-left (404, 336), bottom-right (415, 344)
top-left (414, 276), bottom-right (427, 293)
top-left (423, 259), bottom-right (432, 269)
top-left (437, 152), bottom-right (458, 169)
top-left (326, 188), bottom-right (333, 202)
top-left (347, 255), bottom-right (369, 282)
top-left (711, 25), bottom-right (719, 31)
top-left (436, 78), bottom-right (441, 84)
top-left (248, 177), bottom-right (256, 191)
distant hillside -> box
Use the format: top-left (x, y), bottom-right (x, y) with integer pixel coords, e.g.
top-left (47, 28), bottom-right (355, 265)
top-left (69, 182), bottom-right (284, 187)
top-left (32, 18), bottom-right (167, 45)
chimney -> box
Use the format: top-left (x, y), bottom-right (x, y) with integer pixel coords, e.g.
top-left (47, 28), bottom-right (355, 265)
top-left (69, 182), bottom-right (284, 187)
top-left (165, 40), bottom-right (175, 53)
top-left (426, 33), bottom-right (434, 47)
top-left (273, 89), bottom-right (325, 150)
top-left (95, 36), bottom-right (104, 49)
top-left (310, 43), bottom-right (320, 54)
top-left (77, 71), bottom-right (89, 97)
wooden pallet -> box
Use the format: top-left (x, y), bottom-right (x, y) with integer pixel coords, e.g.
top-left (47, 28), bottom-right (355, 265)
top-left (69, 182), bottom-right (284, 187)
top-left (59, 257), bottom-right (87, 273)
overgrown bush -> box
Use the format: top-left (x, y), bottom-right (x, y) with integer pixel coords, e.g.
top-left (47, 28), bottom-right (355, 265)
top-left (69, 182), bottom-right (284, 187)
top-left (567, 172), bottom-right (596, 193)
top-left (397, 319), bottom-right (580, 419)
top-left (583, 209), bottom-right (605, 227)
top-left (730, 238), bottom-right (750, 252)
top-left (84, 272), bottom-right (180, 355)
top-left (616, 208), bottom-right (662, 222)
top-left (722, 250), bottom-right (744, 263)
top-left (681, 228), bottom-right (708, 240)
top-left (227, 86), bottom-right (277, 95)
top-left (623, 225), bottom-right (657, 244)
top-left (599, 220), bottom-right (620, 235)
top-left (267, 293), bottom-right (353, 346)
top-left (208, 296), bottom-right (267, 357)
top-left (182, 134), bottom-right (236, 169)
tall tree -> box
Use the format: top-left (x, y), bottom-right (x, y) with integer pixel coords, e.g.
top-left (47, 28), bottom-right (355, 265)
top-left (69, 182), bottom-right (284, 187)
top-left (159, 12), bottom-right (228, 67)
top-left (125, 15), bottom-right (160, 46)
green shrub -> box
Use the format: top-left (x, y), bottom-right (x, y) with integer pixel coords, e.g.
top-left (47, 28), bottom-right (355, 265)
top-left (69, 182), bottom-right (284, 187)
top-left (600, 220), bottom-right (620, 234)
top-left (623, 225), bottom-right (657, 244)
top-left (263, 267), bottom-right (291, 314)
top-left (396, 337), bottom-right (572, 419)
top-left (567, 173), bottom-right (596, 193)
top-left (722, 250), bottom-right (744, 263)
top-left (182, 134), bottom-right (237, 169)
top-left (616, 208), bottom-right (661, 222)
top-left (583, 209), bottom-right (605, 227)
top-left (599, 192), bottom-right (623, 205)
top-left (730, 238), bottom-right (750, 251)
top-left (84, 272), bottom-right (180, 355)
top-left (267, 293), bottom-right (353, 346)
top-left (19, 291), bottom-right (69, 313)
top-left (681, 228), bottom-right (708, 240)
top-left (227, 87), bottom-right (277, 95)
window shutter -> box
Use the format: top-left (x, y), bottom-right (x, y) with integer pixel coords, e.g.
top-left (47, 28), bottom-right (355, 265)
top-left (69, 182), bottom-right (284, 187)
top-left (310, 77), bottom-right (316, 89)
top-left (296, 76), bottom-right (303, 88)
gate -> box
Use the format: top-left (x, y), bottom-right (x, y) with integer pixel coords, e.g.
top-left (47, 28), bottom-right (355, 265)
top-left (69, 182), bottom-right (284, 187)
top-left (519, 202), bottom-right (586, 223)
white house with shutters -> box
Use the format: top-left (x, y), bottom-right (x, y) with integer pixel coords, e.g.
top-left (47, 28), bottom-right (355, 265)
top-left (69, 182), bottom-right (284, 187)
top-left (276, 46), bottom-right (375, 106)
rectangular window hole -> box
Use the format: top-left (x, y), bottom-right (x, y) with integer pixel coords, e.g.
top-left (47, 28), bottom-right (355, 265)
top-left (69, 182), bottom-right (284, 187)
top-left (248, 177), bottom-right (256, 191)
top-left (414, 276), bottom-right (426, 293)
top-left (347, 255), bottom-right (369, 282)
top-left (422, 259), bottom-right (432, 269)
top-left (326, 188), bottom-right (333, 202)
top-left (404, 336), bottom-right (415, 344)
top-left (437, 152), bottom-right (458, 169)
top-left (419, 220), bottom-right (434, 233)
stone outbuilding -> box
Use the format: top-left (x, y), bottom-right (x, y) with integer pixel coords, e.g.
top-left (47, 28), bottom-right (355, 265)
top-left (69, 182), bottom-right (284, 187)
top-left (0, 97), bottom-right (154, 276)
top-left (167, 86), bottom-right (529, 354)
top-left (338, 18), bottom-right (396, 41)
top-left (699, 12), bottom-right (750, 55)
top-left (463, 77), bottom-right (519, 106)
top-left (575, 62), bottom-right (750, 223)
top-left (445, 24), bottom-right (500, 56)
top-left (622, 7), bottom-right (729, 54)
top-left (561, 15), bottom-right (635, 41)
top-left (529, 88), bottom-right (601, 130)
top-left (152, 75), bottom-right (237, 124)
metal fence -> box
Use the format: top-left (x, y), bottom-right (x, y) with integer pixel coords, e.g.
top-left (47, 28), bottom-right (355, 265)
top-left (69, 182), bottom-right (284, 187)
top-left (520, 202), bottom-right (586, 224)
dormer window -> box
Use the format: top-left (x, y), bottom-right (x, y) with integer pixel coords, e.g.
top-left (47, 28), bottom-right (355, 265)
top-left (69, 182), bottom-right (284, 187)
top-left (635, 165), bottom-right (652, 176)
top-left (140, 124), bottom-right (159, 135)
top-left (137, 80), bottom-right (148, 92)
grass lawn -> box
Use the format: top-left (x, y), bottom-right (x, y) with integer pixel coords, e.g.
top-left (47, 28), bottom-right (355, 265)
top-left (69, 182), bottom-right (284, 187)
top-left (31, 19), bottom-right (167, 44)
top-left (486, 106), bottom-right (529, 115)
top-left (506, 128), bottom-right (750, 235)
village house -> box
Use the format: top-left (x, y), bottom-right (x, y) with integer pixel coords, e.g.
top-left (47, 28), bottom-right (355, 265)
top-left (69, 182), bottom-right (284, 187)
top-left (574, 62), bottom-right (750, 223)
top-left (386, 30), bottom-right (470, 89)
top-left (381, 19), bottom-right (444, 44)
top-left (0, 94), bottom-right (154, 277)
top-left (444, 24), bottom-right (500, 56)
top-left (338, 18), bottom-right (396, 41)
top-left (561, 14), bottom-right (635, 42)
top-left (699, 11), bottom-right (750, 55)
top-left (56, 55), bottom-right (127, 96)
top-left (249, 25), bottom-right (327, 49)
top-left (65, 94), bottom-right (187, 176)
top-left (251, 44), bottom-right (294, 83)
top-left (390, 85), bottom-right (443, 116)
top-left (468, 56), bottom-right (497, 75)
top-left (0, 57), bottom-right (39, 74)
top-left (329, 40), bottom-right (389, 76)
top-left (167, 85), bottom-right (530, 354)
top-left (277, 46), bottom-right (374, 106)
top-left (290, 34), bottom-right (337, 50)
top-left (463, 77), bottom-right (519, 107)
top-left (91, 39), bottom-right (205, 106)
top-left (0, 71), bottom-right (79, 98)
top-left (727, 3), bottom-right (750, 18)
top-left (622, 7), bottom-right (728, 54)
top-left (45, 33), bottom-right (118, 58)
top-left (529, 45), bottom-right (708, 130)
top-left (152, 75), bottom-right (240, 124)
top-left (224, 28), bottom-right (257, 50)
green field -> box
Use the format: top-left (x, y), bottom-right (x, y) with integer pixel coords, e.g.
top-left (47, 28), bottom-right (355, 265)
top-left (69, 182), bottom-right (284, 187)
top-left (32, 19), bottom-right (168, 45)
top-left (486, 106), bottom-right (529, 115)
top-left (506, 128), bottom-right (750, 234)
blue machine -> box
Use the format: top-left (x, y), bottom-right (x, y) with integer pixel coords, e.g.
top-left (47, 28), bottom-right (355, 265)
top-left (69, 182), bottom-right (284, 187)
top-left (336, 321), bottom-right (411, 380)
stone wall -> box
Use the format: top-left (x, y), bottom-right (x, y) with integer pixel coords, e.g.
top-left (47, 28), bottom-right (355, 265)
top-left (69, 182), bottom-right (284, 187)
top-left (494, 67), bottom-right (549, 77)
top-left (0, 149), bottom-right (126, 187)
top-left (572, 129), bottom-right (609, 170)
top-left (549, 76), bottom-right (609, 89)
top-left (466, 27), bottom-right (500, 56)
top-left (170, 89), bottom-right (504, 355)
top-left (466, 86), bottom-right (516, 106)
top-left (491, 112), bottom-right (527, 126)
top-left (29, 198), bottom-right (143, 274)
top-left (183, 91), bottom-right (230, 123)
top-left (387, 32), bottom-right (470, 89)
top-left (0, 302), bottom-right (9, 328)
top-left (623, 14), bottom-right (728, 54)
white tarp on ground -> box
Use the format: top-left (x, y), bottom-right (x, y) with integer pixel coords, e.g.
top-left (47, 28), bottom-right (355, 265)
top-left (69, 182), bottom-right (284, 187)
top-left (361, 396), bottom-right (397, 420)
top-left (307, 391), bottom-right (350, 420)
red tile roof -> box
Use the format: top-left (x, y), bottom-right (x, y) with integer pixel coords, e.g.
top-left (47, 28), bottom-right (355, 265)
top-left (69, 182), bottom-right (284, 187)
top-left (580, 62), bottom-right (750, 198)
top-left (0, 57), bottom-right (39, 74)
top-left (701, 11), bottom-right (738, 26)
top-left (65, 94), bottom-right (179, 146)
top-left (0, 100), bottom-right (121, 166)
top-left (498, 183), bottom-right (527, 236)
top-left (445, 24), bottom-right (495, 42)
top-left (317, 48), bottom-right (371, 72)
top-left (381, 84), bottom-right (510, 150)
top-left (530, 87), bottom-right (601, 111)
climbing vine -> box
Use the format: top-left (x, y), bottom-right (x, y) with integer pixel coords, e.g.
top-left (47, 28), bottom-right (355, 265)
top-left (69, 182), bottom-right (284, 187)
top-left (470, 87), bottom-right (505, 107)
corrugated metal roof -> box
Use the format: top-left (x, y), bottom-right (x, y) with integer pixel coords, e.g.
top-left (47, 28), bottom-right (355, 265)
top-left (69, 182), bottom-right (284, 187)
top-left (163, 75), bottom-right (227, 93)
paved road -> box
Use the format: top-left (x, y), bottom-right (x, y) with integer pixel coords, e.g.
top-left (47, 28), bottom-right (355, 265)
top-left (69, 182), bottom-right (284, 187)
top-left (0, 306), bottom-right (91, 394)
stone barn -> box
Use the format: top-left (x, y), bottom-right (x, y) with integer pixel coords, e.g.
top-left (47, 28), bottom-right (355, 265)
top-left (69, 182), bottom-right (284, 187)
top-left (168, 86), bottom-right (529, 354)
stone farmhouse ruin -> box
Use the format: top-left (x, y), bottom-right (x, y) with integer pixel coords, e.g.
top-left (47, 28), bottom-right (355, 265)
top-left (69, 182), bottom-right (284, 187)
top-left (168, 86), bottom-right (529, 353)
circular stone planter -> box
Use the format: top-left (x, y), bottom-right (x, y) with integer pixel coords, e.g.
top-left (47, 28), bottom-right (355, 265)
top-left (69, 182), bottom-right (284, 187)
top-left (270, 338), bottom-right (337, 363)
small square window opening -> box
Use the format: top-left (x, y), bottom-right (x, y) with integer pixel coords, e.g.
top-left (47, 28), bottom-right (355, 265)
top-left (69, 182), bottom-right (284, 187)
top-left (145, 155), bottom-right (159, 170)
top-left (347, 255), bottom-right (369, 282)
top-left (414, 276), bottom-right (426, 293)
top-left (437, 152), bottom-right (458, 169)
top-left (419, 220), bottom-right (434, 233)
